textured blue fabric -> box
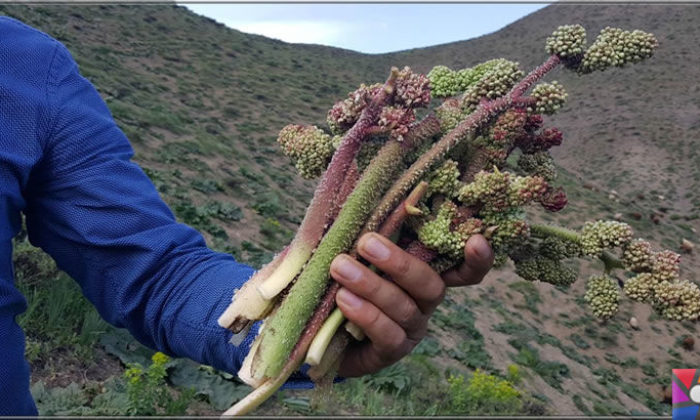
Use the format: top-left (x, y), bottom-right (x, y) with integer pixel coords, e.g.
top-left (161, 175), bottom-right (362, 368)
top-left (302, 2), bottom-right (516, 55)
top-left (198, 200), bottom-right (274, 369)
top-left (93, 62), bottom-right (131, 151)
top-left (0, 16), bottom-right (311, 415)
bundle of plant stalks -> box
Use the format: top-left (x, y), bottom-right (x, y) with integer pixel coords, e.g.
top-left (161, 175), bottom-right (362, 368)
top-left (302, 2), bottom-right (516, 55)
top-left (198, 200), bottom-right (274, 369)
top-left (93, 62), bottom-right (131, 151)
top-left (216, 24), bottom-right (692, 416)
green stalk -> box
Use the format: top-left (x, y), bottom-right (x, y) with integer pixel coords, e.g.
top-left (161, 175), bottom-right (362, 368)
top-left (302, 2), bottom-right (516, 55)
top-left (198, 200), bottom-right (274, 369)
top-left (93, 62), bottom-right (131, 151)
top-left (530, 224), bottom-right (580, 243)
top-left (254, 140), bottom-right (406, 379)
top-left (600, 250), bottom-right (626, 273)
top-left (530, 223), bottom-right (625, 272)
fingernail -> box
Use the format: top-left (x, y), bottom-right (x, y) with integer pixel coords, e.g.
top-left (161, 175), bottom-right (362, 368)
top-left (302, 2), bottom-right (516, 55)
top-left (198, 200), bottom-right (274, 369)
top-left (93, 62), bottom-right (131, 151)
top-left (362, 235), bottom-right (391, 261)
top-left (470, 235), bottom-right (492, 260)
top-left (334, 256), bottom-right (362, 282)
top-left (337, 288), bottom-right (363, 309)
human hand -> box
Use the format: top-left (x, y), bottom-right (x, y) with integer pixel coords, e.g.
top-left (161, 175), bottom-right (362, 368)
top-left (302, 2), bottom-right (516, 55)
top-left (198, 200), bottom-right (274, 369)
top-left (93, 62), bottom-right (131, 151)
top-left (330, 232), bottom-right (494, 377)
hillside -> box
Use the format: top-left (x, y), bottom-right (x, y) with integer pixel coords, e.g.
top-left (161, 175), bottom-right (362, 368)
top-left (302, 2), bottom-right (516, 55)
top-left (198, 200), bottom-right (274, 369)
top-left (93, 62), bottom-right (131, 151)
top-left (2, 3), bottom-right (699, 416)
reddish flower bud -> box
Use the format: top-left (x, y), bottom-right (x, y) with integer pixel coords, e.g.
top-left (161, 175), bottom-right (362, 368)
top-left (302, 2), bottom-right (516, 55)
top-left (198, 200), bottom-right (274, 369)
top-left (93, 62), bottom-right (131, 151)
top-left (539, 187), bottom-right (568, 212)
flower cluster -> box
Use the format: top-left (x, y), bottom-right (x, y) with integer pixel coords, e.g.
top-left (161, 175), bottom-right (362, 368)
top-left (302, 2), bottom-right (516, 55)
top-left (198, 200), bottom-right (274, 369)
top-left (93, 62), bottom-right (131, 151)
top-left (538, 236), bottom-right (582, 260)
top-left (457, 168), bottom-right (552, 214)
top-left (427, 60), bottom-right (502, 98)
top-left (277, 124), bottom-right (335, 179)
top-left (584, 275), bottom-right (620, 320)
top-left (650, 250), bottom-right (681, 282)
top-left (458, 168), bottom-right (511, 209)
top-left (539, 187), bottom-right (568, 212)
top-left (623, 272), bottom-right (656, 303)
top-left (652, 280), bottom-right (700, 321)
top-left (483, 213), bottom-right (530, 265)
top-left (507, 175), bottom-right (549, 207)
top-left (378, 106), bottom-right (415, 142)
top-left (427, 65), bottom-right (458, 98)
top-left (545, 24), bottom-right (587, 59)
top-left (531, 81), bottom-right (567, 115)
top-left (579, 220), bottom-right (633, 256)
top-left (516, 126), bottom-right (564, 154)
top-left (417, 201), bottom-right (483, 259)
top-left (579, 27), bottom-right (658, 74)
top-left (622, 254), bottom-right (699, 321)
top-left (461, 59), bottom-right (524, 111)
top-left (395, 67), bottom-right (431, 108)
top-left (518, 151), bottom-right (557, 181)
top-left (514, 255), bottom-right (577, 286)
top-left (488, 109), bottom-right (528, 148)
top-left (427, 159), bottom-right (462, 198)
top-left (327, 83), bottom-right (383, 134)
top-left (621, 239), bottom-right (653, 272)
top-left (435, 98), bottom-right (463, 132)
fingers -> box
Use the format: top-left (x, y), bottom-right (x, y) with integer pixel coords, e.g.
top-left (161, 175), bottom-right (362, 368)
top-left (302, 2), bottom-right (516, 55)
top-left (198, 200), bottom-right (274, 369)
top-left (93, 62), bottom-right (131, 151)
top-left (335, 288), bottom-right (415, 377)
top-left (442, 234), bottom-right (494, 287)
top-left (330, 255), bottom-right (424, 332)
top-left (354, 233), bottom-right (446, 314)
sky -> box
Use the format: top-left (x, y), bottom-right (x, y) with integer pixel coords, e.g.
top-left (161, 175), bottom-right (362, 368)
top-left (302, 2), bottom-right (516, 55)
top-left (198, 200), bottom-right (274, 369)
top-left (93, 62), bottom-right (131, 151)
top-left (181, 4), bottom-right (550, 54)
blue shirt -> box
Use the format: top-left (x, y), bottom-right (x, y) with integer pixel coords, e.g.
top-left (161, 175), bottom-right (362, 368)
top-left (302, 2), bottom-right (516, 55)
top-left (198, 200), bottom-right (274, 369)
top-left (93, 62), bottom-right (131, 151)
top-left (0, 16), bottom-right (265, 414)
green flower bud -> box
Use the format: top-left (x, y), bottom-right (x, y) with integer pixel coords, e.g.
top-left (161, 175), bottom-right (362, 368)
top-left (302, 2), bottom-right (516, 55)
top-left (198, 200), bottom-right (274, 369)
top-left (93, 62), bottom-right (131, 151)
top-left (461, 59), bottom-right (524, 112)
top-left (579, 220), bottom-right (633, 256)
top-left (546, 25), bottom-right (587, 58)
top-left (427, 65), bottom-right (458, 98)
top-left (458, 168), bottom-right (510, 208)
top-left (482, 212), bottom-right (530, 257)
top-left (623, 272), bottom-right (657, 303)
top-left (435, 98), bottom-right (464, 132)
top-left (531, 81), bottom-right (567, 115)
top-left (278, 124), bottom-right (335, 179)
top-left (517, 151), bottom-right (557, 181)
top-left (427, 159), bottom-right (462, 198)
top-left (539, 236), bottom-right (582, 259)
top-left (650, 250), bottom-right (681, 282)
top-left (514, 256), bottom-right (577, 287)
top-left (418, 201), bottom-right (482, 259)
top-left (652, 280), bottom-right (700, 321)
top-left (579, 27), bottom-right (658, 74)
top-left (621, 239), bottom-right (654, 272)
top-left (584, 275), bottom-right (620, 320)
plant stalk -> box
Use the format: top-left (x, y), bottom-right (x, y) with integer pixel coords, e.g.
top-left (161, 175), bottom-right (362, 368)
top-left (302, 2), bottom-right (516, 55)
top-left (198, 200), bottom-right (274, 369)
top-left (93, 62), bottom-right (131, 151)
top-left (257, 70), bottom-right (399, 300)
top-left (305, 308), bottom-right (346, 366)
top-left (217, 246), bottom-right (288, 332)
top-left (253, 140), bottom-right (407, 379)
top-left (530, 224), bottom-right (580, 243)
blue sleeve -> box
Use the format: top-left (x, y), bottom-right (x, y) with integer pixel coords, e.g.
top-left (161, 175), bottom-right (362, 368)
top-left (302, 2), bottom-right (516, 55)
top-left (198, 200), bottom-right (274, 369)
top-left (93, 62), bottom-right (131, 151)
top-left (22, 41), bottom-right (257, 375)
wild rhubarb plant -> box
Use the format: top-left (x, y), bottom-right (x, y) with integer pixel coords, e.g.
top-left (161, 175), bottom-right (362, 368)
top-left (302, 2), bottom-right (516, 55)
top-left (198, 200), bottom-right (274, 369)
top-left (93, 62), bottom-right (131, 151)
top-left (216, 25), bottom-right (689, 415)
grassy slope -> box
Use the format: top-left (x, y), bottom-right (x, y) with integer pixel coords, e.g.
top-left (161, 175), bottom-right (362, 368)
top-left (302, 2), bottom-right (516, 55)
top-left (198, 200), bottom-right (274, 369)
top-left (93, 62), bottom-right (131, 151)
top-left (2, 3), bottom-right (699, 415)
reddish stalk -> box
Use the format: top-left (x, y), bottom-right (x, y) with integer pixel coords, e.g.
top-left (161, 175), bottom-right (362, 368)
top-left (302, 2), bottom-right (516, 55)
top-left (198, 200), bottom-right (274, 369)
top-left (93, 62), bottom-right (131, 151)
top-left (377, 181), bottom-right (429, 237)
top-left (328, 161), bottom-right (359, 223)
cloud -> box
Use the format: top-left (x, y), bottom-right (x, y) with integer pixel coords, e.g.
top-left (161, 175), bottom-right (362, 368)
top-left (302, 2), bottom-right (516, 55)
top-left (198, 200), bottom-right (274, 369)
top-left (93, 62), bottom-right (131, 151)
top-left (224, 20), bottom-right (349, 46)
